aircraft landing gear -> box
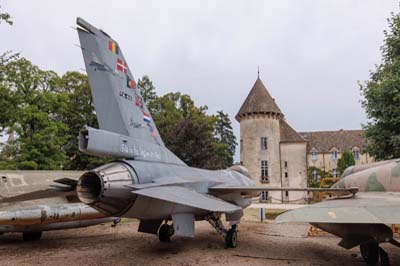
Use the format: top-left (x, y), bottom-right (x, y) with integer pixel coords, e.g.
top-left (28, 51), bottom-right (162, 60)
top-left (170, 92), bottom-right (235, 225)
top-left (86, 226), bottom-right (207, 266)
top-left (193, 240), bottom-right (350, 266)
top-left (22, 231), bottom-right (42, 241)
top-left (225, 224), bottom-right (238, 248)
top-left (158, 223), bottom-right (174, 242)
top-left (360, 242), bottom-right (390, 266)
top-left (206, 213), bottom-right (238, 248)
top-left (111, 218), bottom-right (121, 227)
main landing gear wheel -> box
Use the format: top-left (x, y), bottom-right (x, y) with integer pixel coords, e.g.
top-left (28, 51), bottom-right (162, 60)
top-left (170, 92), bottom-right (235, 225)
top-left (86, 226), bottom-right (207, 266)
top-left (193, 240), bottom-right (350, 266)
top-left (225, 225), bottom-right (238, 248)
top-left (22, 232), bottom-right (42, 241)
top-left (158, 223), bottom-right (174, 243)
top-left (206, 213), bottom-right (239, 248)
top-left (379, 247), bottom-right (390, 266)
top-left (360, 243), bottom-right (379, 266)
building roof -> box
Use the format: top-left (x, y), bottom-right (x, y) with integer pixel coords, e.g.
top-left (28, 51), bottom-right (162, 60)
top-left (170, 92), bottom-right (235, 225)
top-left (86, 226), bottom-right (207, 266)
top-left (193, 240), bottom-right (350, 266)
top-left (236, 78), bottom-right (282, 121)
top-left (299, 130), bottom-right (366, 153)
top-left (280, 120), bottom-right (306, 143)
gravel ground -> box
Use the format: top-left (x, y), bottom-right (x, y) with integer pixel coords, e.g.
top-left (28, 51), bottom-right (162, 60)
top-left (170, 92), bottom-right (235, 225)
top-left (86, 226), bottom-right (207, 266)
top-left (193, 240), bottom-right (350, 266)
top-left (0, 219), bottom-right (398, 266)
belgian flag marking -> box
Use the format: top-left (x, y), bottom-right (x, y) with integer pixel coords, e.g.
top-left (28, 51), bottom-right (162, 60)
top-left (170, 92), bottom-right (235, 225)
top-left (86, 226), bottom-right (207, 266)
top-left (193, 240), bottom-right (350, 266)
top-left (108, 40), bottom-right (119, 54)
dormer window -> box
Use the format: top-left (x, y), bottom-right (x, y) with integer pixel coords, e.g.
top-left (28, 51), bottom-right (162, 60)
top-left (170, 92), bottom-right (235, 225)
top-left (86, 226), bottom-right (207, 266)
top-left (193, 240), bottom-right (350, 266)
top-left (331, 148), bottom-right (338, 161)
top-left (311, 149), bottom-right (317, 161)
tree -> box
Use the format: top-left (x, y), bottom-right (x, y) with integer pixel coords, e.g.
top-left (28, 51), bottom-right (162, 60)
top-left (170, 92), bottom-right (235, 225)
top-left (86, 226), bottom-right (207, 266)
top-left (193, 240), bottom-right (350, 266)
top-left (0, 52), bottom-right (19, 134)
top-left (151, 92), bottom-right (227, 169)
top-left (337, 150), bottom-right (355, 176)
top-left (57, 71), bottom-right (111, 170)
top-left (214, 111), bottom-right (237, 167)
top-left (137, 75), bottom-right (157, 112)
top-left (0, 6), bottom-right (13, 25)
top-left (361, 10), bottom-right (400, 160)
top-left (1, 58), bottom-right (68, 169)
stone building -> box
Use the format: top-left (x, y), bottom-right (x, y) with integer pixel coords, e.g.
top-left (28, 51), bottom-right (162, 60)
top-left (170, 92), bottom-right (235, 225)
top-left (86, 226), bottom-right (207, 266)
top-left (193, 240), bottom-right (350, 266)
top-left (300, 130), bottom-right (373, 180)
top-left (236, 78), bottom-right (307, 203)
top-left (236, 77), bottom-right (372, 203)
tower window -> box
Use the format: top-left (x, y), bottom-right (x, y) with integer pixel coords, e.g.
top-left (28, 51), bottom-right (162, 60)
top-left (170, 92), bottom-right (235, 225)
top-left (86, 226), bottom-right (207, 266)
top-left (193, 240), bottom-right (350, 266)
top-left (240, 139), bottom-right (243, 153)
top-left (284, 161), bottom-right (288, 169)
top-left (261, 191), bottom-right (268, 201)
top-left (260, 160), bottom-right (269, 182)
top-left (260, 137), bottom-right (268, 150)
top-left (284, 172), bottom-right (288, 178)
top-left (285, 191), bottom-right (289, 197)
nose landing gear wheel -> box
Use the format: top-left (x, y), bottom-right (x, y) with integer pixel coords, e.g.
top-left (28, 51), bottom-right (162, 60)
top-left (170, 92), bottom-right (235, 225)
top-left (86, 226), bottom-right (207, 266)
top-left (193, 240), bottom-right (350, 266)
top-left (225, 225), bottom-right (238, 248)
top-left (158, 223), bottom-right (174, 243)
top-left (360, 243), bottom-right (379, 265)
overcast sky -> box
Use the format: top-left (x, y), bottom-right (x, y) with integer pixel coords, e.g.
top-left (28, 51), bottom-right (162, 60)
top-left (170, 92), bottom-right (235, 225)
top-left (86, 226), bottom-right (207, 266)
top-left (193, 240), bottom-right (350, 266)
top-left (1, 1), bottom-right (398, 161)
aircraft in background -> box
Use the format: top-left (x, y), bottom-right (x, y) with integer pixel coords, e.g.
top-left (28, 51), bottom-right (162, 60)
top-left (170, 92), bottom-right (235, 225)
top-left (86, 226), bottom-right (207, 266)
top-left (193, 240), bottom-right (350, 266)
top-left (278, 159), bottom-right (400, 266)
top-left (0, 18), bottom-right (355, 248)
top-left (0, 171), bottom-right (119, 241)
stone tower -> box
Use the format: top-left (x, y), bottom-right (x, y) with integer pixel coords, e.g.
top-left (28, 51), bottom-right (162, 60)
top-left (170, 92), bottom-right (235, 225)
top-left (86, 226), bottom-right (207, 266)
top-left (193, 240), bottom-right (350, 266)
top-left (236, 78), bottom-right (307, 203)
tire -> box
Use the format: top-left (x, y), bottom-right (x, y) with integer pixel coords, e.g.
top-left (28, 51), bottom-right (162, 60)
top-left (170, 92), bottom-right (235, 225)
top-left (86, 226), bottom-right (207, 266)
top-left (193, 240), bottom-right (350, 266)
top-left (225, 228), bottom-right (237, 248)
top-left (22, 232), bottom-right (42, 241)
top-left (360, 243), bottom-right (379, 265)
top-left (158, 224), bottom-right (173, 243)
top-left (379, 247), bottom-right (390, 266)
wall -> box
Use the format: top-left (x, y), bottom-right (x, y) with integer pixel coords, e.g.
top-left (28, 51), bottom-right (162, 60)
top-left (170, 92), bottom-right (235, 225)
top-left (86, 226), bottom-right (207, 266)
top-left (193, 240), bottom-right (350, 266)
top-left (280, 142), bottom-right (308, 203)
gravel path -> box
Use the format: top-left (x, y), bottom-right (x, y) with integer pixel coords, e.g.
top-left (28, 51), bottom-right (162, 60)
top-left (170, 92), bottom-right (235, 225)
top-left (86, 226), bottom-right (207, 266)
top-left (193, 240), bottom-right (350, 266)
top-left (0, 220), bottom-right (398, 266)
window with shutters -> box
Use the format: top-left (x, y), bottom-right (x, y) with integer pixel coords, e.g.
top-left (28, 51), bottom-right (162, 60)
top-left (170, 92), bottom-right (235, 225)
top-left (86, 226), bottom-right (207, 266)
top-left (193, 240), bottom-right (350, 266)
top-left (260, 160), bottom-right (269, 182)
top-left (260, 137), bottom-right (268, 150)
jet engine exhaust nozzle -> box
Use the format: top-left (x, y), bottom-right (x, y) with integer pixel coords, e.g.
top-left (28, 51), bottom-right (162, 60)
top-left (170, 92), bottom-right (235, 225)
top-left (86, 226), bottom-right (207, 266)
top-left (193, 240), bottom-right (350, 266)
top-left (76, 162), bottom-right (137, 216)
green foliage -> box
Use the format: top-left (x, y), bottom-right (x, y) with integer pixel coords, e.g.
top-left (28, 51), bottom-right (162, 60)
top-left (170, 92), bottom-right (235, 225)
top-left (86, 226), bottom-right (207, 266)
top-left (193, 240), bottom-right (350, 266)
top-left (337, 150), bottom-right (355, 176)
top-left (139, 75), bottom-right (237, 169)
top-left (0, 6), bottom-right (12, 26)
top-left (0, 52), bottom-right (19, 134)
top-left (0, 56), bottom-right (235, 170)
top-left (307, 167), bottom-right (332, 187)
top-left (361, 11), bottom-right (400, 160)
top-left (2, 58), bottom-right (68, 169)
top-left (57, 72), bottom-right (111, 170)
top-left (137, 75), bottom-right (157, 111)
top-left (0, 57), bottom-right (112, 170)
top-left (214, 111), bottom-right (237, 167)
top-left (151, 92), bottom-right (227, 169)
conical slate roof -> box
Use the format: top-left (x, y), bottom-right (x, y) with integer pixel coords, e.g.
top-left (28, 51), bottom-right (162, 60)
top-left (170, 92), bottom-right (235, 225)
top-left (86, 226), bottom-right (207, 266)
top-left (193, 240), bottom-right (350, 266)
top-left (280, 120), bottom-right (305, 143)
top-left (236, 78), bottom-right (282, 121)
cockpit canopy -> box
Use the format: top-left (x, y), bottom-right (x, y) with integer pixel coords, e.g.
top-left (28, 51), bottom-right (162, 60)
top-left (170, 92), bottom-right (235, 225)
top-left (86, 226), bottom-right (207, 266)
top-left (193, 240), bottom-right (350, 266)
top-left (229, 164), bottom-right (250, 178)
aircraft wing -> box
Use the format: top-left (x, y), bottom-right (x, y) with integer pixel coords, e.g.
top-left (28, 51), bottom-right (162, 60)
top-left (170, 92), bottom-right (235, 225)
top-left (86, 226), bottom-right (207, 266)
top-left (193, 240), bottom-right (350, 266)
top-left (0, 178), bottom-right (78, 204)
top-left (209, 186), bottom-right (358, 196)
top-left (276, 192), bottom-right (400, 224)
top-left (0, 189), bottom-right (76, 204)
top-left (132, 186), bottom-right (242, 213)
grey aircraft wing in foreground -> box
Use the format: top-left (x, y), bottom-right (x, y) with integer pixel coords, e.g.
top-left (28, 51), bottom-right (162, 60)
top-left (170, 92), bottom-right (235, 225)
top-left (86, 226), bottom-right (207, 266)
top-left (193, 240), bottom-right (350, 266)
top-left (277, 159), bottom-right (400, 266)
top-left (0, 18), bottom-right (355, 248)
top-left (0, 171), bottom-right (119, 241)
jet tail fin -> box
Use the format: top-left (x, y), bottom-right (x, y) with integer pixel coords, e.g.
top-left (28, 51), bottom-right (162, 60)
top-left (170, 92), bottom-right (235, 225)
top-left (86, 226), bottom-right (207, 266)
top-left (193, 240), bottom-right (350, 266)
top-left (76, 18), bottom-right (184, 165)
top-left (76, 18), bottom-right (164, 147)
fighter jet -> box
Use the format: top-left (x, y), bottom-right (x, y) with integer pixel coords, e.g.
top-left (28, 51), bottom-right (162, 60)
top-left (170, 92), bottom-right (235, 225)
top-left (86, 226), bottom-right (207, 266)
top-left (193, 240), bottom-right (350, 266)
top-left (0, 170), bottom-right (119, 241)
top-left (277, 159), bottom-right (400, 266)
top-left (0, 18), bottom-right (355, 248)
